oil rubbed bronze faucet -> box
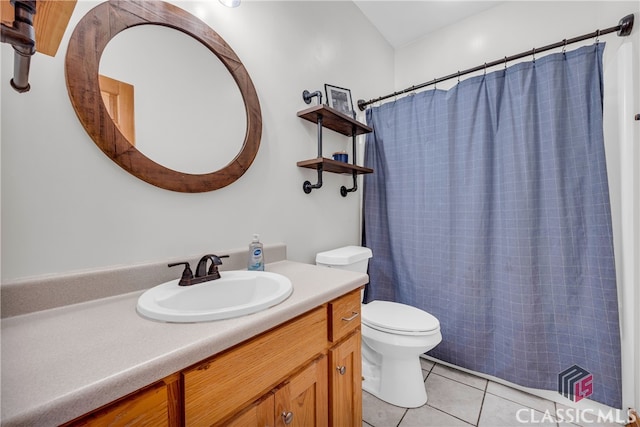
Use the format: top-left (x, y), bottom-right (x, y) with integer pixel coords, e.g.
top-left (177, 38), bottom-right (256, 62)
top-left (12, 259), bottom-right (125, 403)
top-left (168, 254), bottom-right (229, 286)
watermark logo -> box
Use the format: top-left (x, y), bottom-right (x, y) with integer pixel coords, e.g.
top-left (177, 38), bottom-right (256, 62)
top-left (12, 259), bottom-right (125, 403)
top-left (558, 365), bottom-right (593, 402)
top-left (516, 408), bottom-right (636, 425)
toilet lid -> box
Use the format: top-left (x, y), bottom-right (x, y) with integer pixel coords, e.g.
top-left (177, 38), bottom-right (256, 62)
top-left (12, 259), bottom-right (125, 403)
top-left (362, 300), bottom-right (440, 335)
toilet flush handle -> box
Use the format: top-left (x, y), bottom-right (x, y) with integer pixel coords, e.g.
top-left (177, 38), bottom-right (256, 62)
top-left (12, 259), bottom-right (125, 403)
top-left (341, 311), bottom-right (359, 322)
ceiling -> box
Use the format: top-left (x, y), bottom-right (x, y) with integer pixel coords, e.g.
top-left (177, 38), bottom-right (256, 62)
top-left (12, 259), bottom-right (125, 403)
top-left (353, 1), bottom-right (504, 48)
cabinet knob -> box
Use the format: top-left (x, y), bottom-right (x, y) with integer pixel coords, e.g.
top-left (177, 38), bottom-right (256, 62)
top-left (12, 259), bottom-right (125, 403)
top-left (337, 365), bottom-right (347, 375)
top-left (282, 411), bottom-right (294, 425)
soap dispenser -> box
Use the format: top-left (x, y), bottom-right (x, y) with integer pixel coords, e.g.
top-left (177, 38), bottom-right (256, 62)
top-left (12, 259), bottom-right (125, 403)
top-left (247, 234), bottom-right (264, 271)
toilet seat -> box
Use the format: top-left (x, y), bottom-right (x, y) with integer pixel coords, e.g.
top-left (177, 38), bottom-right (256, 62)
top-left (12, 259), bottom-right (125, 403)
top-left (362, 301), bottom-right (440, 336)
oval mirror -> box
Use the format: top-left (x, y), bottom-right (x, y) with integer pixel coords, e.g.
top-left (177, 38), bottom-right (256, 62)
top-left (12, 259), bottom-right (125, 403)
top-left (65, 0), bottom-right (262, 193)
top-left (99, 25), bottom-right (247, 174)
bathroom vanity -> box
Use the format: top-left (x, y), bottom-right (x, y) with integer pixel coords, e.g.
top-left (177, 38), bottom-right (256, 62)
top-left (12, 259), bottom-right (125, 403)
top-left (64, 290), bottom-right (361, 426)
top-left (1, 255), bottom-right (367, 426)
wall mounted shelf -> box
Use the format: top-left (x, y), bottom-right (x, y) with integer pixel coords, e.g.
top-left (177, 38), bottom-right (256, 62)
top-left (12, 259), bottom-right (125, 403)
top-left (296, 158), bottom-right (373, 175)
top-left (297, 105), bottom-right (372, 136)
top-left (297, 96), bottom-right (373, 197)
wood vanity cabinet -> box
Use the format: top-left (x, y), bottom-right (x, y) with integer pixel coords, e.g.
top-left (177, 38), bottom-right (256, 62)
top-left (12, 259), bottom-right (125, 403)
top-left (64, 289), bottom-right (362, 427)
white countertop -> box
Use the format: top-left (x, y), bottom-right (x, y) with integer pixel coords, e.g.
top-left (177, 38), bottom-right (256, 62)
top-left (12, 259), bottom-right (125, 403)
top-left (0, 261), bottom-right (368, 427)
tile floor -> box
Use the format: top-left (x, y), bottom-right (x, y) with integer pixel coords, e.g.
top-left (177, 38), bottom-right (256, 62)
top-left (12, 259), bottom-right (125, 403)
top-left (362, 359), bottom-right (622, 427)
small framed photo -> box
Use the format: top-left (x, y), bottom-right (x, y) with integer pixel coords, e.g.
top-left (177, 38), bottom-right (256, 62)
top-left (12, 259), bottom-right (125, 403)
top-left (325, 84), bottom-right (354, 117)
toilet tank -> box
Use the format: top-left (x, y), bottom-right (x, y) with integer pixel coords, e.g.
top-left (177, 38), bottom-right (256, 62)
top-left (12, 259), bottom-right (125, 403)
top-left (315, 246), bottom-right (373, 273)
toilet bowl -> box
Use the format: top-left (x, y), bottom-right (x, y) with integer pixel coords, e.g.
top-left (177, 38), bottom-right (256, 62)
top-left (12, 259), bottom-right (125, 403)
top-left (316, 246), bottom-right (442, 408)
top-left (361, 300), bottom-right (442, 407)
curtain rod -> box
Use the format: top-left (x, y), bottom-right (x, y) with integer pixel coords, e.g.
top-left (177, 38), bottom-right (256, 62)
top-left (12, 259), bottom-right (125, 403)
top-left (357, 13), bottom-right (635, 111)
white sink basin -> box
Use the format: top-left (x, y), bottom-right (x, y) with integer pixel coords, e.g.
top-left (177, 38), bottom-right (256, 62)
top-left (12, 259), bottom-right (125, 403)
top-left (137, 270), bottom-right (293, 323)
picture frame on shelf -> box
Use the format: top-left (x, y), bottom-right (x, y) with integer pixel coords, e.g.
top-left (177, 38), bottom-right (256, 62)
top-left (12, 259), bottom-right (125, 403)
top-left (325, 84), bottom-right (354, 118)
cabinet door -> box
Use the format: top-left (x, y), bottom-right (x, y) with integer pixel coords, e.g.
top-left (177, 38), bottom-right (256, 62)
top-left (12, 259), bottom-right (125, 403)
top-left (183, 307), bottom-right (327, 425)
top-left (227, 393), bottom-right (275, 427)
top-left (329, 330), bottom-right (362, 427)
top-left (274, 356), bottom-right (328, 427)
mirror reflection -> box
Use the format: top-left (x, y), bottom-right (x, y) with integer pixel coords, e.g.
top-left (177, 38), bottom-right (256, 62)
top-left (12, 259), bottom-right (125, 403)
top-left (99, 24), bottom-right (246, 174)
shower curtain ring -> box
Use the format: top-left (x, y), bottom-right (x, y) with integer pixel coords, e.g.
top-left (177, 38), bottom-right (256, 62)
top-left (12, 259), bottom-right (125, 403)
top-left (483, 63), bottom-right (487, 75)
top-left (595, 29), bottom-right (601, 43)
top-left (457, 71), bottom-right (461, 83)
top-left (504, 56), bottom-right (508, 70)
top-left (562, 39), bottom-right (567, 55)
top-left (532, 47), bottom-right (536, 63)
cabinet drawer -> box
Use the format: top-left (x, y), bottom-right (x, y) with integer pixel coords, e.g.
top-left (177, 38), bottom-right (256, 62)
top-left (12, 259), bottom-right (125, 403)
top-left (183, 307), bottom-right (327, 426)
top-left (328, 289), bottom-right (361, 342)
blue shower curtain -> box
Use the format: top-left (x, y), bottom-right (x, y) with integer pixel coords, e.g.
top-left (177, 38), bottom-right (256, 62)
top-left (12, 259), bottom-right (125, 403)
top-left (363, 44), bottom-right (621, 408)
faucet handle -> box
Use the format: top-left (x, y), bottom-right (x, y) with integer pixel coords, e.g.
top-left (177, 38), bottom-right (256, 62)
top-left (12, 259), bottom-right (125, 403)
top-left (206, 254), bottom-right (229, 279)
top-left (207, 254), bottom-right (230, 274)
top-left (168, 262), bottom-right (194, 284)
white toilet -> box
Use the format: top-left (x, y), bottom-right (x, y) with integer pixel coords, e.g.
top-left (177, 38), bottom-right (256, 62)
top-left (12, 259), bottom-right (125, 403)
top-left (316, 246), bottom-right (442, 408)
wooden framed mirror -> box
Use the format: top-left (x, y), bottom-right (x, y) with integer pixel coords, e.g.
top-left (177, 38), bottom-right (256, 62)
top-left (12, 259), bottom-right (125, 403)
top-left (65, 0), bottom-right (262, 193)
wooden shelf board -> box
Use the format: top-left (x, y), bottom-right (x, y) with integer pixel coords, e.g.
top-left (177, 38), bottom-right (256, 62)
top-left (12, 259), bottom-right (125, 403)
top-left (297, 105), bottom-right (372, 137)
top-left (297, 158), bottom-right (373, 175)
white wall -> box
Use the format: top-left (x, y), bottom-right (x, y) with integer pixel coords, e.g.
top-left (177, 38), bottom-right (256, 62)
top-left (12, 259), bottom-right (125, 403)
top-left (393, 1), bottom-right (640, 412)
top-left (0, 1), bottom-right (394, 280)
